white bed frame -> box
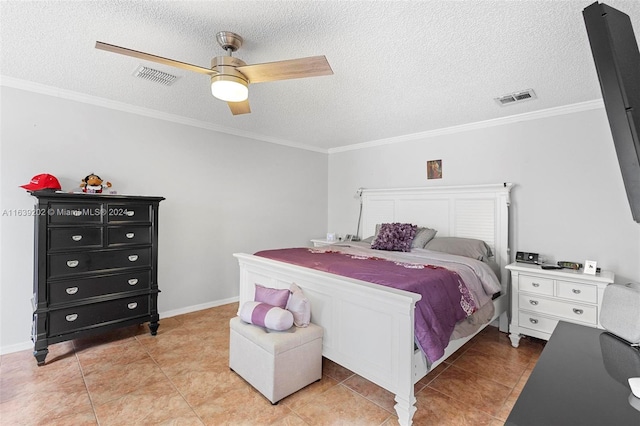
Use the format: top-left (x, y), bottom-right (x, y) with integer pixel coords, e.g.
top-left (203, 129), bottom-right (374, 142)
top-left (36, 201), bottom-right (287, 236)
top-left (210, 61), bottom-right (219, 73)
top-left (234, 183), bottom-right (513, 425)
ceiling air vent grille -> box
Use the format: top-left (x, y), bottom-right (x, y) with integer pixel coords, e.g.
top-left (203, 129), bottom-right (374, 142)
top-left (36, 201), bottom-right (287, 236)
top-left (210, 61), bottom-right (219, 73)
top-left (495, 89), bottom-right (537, 106)
top-left (133, 65), bottom-right (180, 86)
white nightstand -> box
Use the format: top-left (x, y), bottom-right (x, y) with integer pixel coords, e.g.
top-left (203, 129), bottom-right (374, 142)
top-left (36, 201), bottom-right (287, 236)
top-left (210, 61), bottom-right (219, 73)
top-left (506, 262), bottom-right (615, 347)
top-left (310, 239), bottom-right (335, 247)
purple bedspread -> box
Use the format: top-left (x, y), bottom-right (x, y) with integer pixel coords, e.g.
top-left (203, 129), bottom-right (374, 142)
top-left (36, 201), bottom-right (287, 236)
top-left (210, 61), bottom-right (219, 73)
top-left (255, 248), bottom-right (477, 363)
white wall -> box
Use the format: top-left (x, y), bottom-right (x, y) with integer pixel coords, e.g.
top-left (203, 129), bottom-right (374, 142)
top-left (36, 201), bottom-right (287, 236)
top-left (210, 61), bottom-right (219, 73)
top-left (328, 107), bottom-right (640, 285)
top-left (0, 86), bottom-right (328, 353)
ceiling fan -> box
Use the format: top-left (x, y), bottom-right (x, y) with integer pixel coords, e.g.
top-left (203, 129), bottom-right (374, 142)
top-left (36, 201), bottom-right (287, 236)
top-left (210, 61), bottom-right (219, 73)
top-left (95, 31), bottom-right (333, 115)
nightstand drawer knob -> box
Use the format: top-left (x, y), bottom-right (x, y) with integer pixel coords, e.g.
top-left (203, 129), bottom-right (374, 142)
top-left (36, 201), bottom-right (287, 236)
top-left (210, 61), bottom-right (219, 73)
top-left (573, 308), bottom-right (584, 315)
top-left (128, 278), bottom-right (139, 286)
top-left (71, 235), bottom-right (83, 241)
top-left (572, 289), bottom-right (581, 294)
top-left (128, 255), bottom-right (138, 262)
top-left (529, 318), bottom-right (539, 324)
top-left (65, 287), bottom-right (78, 295)
top-left (65, 314), bottom-right (78, 322)
top-left (126, 211), bottom-right (135, 217)
top-left (126, 232), bottom-right (135, 239)
top-left (127, 302), bottom-right (138, 310)
top-left (66, 260), bottom-right (79, 268)
top-left (529, 300), bottom-right (539, 306)
top-left (532, 282), bottom-right (540, 287)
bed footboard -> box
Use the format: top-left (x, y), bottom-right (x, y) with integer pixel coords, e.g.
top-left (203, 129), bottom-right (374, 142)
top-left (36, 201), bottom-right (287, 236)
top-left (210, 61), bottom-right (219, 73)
top-left (234, 253), bottom-right (421, 425)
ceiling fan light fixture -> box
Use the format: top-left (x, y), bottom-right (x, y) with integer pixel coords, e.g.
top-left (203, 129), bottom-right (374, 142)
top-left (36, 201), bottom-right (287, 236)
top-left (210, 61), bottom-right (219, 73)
top-left (211, 75), bottom-right (248, 102)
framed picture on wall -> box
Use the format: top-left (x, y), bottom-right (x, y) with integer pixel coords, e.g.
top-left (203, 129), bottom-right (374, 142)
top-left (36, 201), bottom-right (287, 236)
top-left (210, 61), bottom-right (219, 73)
top-left (427, 160), bottom-right (442, 179)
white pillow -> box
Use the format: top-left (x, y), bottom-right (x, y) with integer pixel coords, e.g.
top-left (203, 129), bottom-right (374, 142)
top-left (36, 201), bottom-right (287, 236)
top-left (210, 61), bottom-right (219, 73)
top-left (239, 301), bottom-right (293, 331)
top-left (286, 283), bottom-right (310, 327)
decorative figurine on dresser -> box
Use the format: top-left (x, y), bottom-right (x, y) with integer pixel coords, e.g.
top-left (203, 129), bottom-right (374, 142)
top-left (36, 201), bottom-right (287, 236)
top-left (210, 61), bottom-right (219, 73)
top-left (27, 189), bottom-right (164, 365)
top-left (506, 262), bottom-right (615, 348)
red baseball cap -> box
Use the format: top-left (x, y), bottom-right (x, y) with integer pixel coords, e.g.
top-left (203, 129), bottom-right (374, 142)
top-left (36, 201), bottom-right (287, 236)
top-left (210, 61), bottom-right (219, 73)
top-left (20, 174), bottom-right (62, 191)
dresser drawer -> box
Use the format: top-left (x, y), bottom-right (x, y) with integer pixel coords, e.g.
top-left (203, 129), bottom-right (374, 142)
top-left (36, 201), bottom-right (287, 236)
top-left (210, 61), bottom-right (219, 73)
top-left (519, 294), bottom-right (598, 325)
top-left (107, 225), bottom-right (151, 246)
top-left (48, 270), bottom-right (151, 306)
top-left (107, 204), bottom-right (150, 223)
top-left (48, 203), bottom-right (104, 224)
top-left (556, 280), bottom-right (598, 304)
top-left (48, 227), bottom-right (103, 251)
top-left (519, 275), bottom-right (554, 296)
top-left (48, 295), bottom-right (150, 336)
top-left (518, 311), bottom-right (558, 335)
top-left (48, 247), bottom-right (151, 278)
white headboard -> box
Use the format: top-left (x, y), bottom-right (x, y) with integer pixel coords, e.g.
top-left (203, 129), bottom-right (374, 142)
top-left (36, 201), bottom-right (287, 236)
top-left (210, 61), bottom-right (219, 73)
top-left (361, 183), bottom-right (513, 287)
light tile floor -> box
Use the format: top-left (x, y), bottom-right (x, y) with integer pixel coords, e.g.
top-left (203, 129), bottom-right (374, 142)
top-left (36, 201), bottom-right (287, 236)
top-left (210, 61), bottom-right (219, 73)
top-left (0, 303), bottom-right (545, 425)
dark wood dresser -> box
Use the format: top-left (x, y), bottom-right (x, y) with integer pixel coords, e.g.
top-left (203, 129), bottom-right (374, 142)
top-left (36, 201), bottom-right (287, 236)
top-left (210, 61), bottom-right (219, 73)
top-left (29, 191), bottom-right (164, 365)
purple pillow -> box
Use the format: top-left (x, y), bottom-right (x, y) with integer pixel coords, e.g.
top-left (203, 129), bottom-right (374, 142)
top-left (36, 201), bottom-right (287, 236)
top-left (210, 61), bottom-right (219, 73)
top-left (371, 223), bottom-right (418, 252)
top-left (254, 284), bottom-right (290, 309)
top-left (239, 301), bottom-right (294, 331)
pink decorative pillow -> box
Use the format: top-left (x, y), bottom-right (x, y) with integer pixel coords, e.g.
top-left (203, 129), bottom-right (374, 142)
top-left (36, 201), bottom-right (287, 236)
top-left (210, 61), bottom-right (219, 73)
top-left (286, 283), bottom-right (311, 327)
top-left (371, 223), bottom-right (418, 252)
top-left (239, 301), bottom-right (294, 331)
top-left (254, 284), bottom-right (289, 309)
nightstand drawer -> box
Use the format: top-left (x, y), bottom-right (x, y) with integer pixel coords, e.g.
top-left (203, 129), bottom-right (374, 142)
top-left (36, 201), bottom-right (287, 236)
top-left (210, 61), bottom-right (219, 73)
top-left (556, 280), bottom-right (597, 304)
top-left (518, 311), bottom-right (558, 335)
top-left (519, 275), bottom-right (554, 296)
top-left (519, 294), bottom-right (598, 324)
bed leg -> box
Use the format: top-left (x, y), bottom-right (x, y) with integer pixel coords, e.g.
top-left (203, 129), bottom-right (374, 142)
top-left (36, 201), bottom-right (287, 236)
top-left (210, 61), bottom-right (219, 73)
top-left (394, 393), bottom-right (417, 426)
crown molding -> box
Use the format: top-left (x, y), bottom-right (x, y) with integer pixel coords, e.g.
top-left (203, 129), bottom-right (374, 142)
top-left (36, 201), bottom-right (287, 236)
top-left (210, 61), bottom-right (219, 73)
top-left (1, 76), bottom-right (605, 156)
top-left (0, 76), bottom-right (328, 154)
top-left (328, 99), bottom-right (605, 154)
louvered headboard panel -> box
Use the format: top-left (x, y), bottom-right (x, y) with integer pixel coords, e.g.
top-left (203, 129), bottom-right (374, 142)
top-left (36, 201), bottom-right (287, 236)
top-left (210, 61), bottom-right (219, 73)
top-left (360, 184), bottom-right (513, 274)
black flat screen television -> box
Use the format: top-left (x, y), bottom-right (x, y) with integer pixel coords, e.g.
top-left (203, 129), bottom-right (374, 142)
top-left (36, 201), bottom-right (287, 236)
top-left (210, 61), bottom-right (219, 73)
top-left (583, 2), bottom-right (640, 223)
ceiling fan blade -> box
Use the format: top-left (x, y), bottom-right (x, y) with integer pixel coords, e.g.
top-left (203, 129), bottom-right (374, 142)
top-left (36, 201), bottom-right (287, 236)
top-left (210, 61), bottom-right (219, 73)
top-left (237, 56), bottom-right (333, 84)
top-left (228, 100), bottom-right (251, 115)
top-left (95, 41), bottom-right (217, 76)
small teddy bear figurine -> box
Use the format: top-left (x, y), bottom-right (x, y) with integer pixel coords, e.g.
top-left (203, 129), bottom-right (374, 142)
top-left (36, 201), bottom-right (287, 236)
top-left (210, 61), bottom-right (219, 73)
top-left (80, 173), bottom-right (112, 194)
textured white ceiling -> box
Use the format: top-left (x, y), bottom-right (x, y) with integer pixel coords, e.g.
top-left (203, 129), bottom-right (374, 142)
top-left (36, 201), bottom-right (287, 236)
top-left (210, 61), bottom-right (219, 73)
top-left (2, 0), bottom-right (640, 151)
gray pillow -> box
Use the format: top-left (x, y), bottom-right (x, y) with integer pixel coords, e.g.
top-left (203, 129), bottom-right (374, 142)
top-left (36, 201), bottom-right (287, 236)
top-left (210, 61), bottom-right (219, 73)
top-left (424, 237), bottom-right (493, 261)
top-left (412, 227), bottom-right (437, 248)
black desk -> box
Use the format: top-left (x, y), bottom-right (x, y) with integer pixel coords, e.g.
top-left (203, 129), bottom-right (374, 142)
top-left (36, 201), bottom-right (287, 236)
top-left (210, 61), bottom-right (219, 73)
top-left (506, 321), bottom-right (640, 425)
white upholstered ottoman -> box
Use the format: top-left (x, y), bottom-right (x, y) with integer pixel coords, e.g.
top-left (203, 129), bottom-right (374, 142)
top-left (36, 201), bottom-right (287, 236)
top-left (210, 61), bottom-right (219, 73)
top-left (229, 316), bottom-right (323, 404)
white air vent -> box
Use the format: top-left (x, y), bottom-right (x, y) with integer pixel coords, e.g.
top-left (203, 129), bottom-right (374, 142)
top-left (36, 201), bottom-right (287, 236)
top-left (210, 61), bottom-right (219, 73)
top-left (494, 89), bottom-right (537, 106)
top-left (132, 66), bottom-right (180, 86)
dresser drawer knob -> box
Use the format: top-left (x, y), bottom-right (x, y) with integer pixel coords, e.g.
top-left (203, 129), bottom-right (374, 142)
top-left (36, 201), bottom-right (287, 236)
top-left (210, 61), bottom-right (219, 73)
top-left (71, 235), bottom-right (83, 241)
top-left (66, 260), bottom-right (79, 268)
top-left (126, 211), bottom-right (135, 217)
top-left (65, 314), bottom-right (78, 322)
top-left (572, 289), bottom-right (581, 294)
top-left (128, 255), bottom-right (138, 262)
top-left (128, 278), bottom-right (139, 286)
top-left (532, 282), bottom-right (540, 287)
top-left (126, 232), bottom-right (135, 239)
top-left (573, 308), bottom-right (584, 315)
top-left (127, 302), bottom-right (138, 310)
top-left (529, 318), bottom-right (539, 324)
top-left (65, 287), bottom-right (79, 295)
top-left (529, 300), bottom-right (539, 306)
